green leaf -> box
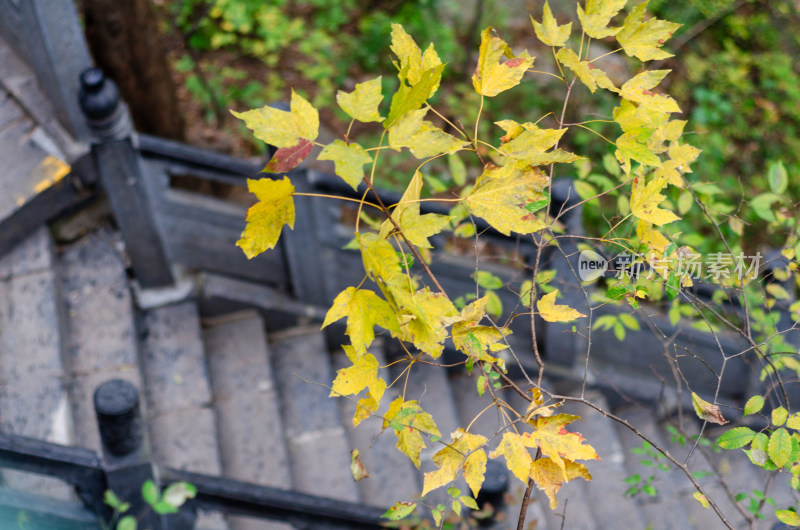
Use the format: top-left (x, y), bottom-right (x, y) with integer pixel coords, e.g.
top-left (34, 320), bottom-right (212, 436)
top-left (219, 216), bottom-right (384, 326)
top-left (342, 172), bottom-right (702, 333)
top-left (532, 1), bottom-right (572, 47)
top-left (318, 141), bottom-right (372, 190)
top-left (776, 509), bottom-right (800, 526)
top-left (162, 482), bottom-right (197, 509)
top-left (486, 290), bottom-right (503, 319)
top-left (448, 153), bottom-right (467, 186)
top-left (117, 515), bottom-right (137, 530)
top-left (751, 193), bottom-right (781, 222)
top-left (613, 321), bottom-right (626, 341)
top-left (716, 427), bottom-right (756, 450)
top-left (337, 76), bottom-right (384, 123)
top-left (519, 280), bottom-right (533, 306)
top-left (231, 90), bottom-right (319, 148)
top-left (152, 500), bottom-right (179, 515)
top-left (104, 490), bottom-right (124, 511)
top-left (525, 198), bottom-right (550, 214)
top-left (141, 480), bottom-right (159, 506)
top-left (666, 272), bottom-right (680, 300)
top-left (475, 271), bottom-right (504, 290)
top-left (573, 180), bottom-right (596, 201)
top-left (477, 375), bottom-right (486, 397)
top-left (237, 178), bottom-right (295, 258)
top-left (769, 428), bottom-right (793, 468)
top-left (773, 406), bottom-right (789, 427)
top-left (744, 395), bottom-right (765, 416)
top-left (768, 160), bottom-right (788, 194)
top-left (619, 313), bottom-right (639, 330)
top-left (607, 283), bottom-right (629, 300)
top-left (616, 1), bottom-right (681, 61)
top-left (460, 496), bottom-right (480, 510)
top-left (642, 484), bottom-right (657, 497)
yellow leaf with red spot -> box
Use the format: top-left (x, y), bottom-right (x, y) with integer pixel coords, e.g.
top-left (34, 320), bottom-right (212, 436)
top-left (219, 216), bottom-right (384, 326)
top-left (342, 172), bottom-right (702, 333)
top-left (237, 177), bottom-right (295, 259)
top-left (616, 1), bottom-right (681, 62)
top-left (530, 456), bottom-right (592, 509)
top-left (384, 397), bottom-right (441, 468)
top-left (423, 429), bottom-right (488, 497)
top-left (472, 28), bottom-right (534, 97)
top-left (489, 432), bottom-right (537, 483)
top-left (537, 290), bottom-right (586, 323)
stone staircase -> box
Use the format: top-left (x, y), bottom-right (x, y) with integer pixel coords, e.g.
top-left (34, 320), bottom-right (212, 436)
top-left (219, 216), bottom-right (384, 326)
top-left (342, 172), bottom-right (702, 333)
top-left (0, 225), bottom-right (796, 529)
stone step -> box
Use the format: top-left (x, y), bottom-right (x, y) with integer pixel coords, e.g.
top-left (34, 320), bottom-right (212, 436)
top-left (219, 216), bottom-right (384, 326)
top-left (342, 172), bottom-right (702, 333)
top-left (58, 228), bottom-right (143, 452)
top-left (614, 407), bottom-right (696, 530)
top-left (203, 310), bottom-right (294, 530)
top-left (330, 343), bottom-right (420, 509)
top-left (269, 327), bottom-right (359, 503)
top-left (138, 300), bottom-right (227, 530)
top-left (559, 391), bottom-right (648, 530)
top-left (0, 227), bottom-right (73, 499)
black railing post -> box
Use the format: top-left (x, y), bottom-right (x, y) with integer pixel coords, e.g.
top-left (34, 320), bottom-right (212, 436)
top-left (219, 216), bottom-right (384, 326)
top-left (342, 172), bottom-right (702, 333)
top-left (79, 67), bottom-right (176, 289)
top-left (94, 379), bottom-right (176, 529)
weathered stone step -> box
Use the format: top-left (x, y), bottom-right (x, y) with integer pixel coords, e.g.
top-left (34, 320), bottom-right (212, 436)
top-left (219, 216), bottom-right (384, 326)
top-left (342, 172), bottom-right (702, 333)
top-left (0, 227), bottom-right (73, 499)
top-left (59, 228), bottom-right (142, 452)
top-left (269, 327), bottom-right (359, 503)
top-left (330, 343), bottom-right (419, 509)
top-left (203, 310), bottom-right (293, 530)
top-left (614, 406), bottom-right (696, 529)
top-left (138, 300), bottom-right (226, 529)
top-left (558, 390), bottom-right (648, 530)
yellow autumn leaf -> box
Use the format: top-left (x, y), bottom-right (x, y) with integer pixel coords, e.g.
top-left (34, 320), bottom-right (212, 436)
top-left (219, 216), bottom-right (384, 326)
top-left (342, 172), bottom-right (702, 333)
top-left (529, 413), bottom-right (599, 480)
top-left (380, 172), bottom-right (453, 249)
top-left (465, 162), bottom-right (549, 236)
top-left (357, 232), bottom-right (414, 307)
top-left (637, 220), bottom-right (670, 254)
top-left (451, 296), bottom-right (511, 359)
top-left (556, 47), bottom-right (618, 93)
top-left (693, 492), bottom-right (710, 509)
top-left (499, 123), bottom-right (580, 166)
top-left (613, 98), bottom-right (669, 134)
top-left (318, 140), bottom-right (372, 190)
top-left (390, 23), bottom-right (442, 88)
top-left (530, 456), bottom-right (592, 509)
top-left (385, 64), bottom-right (444, 128)
top-left (231, 90), bottom-right (319, 148)
top-left (616, 1), bottom-right (681, 62)
top-left (620, 70), bottom-right (681, 114)
top-left (399, 288), bottom-right (460, 359)
top-left (322, 287), bottom-right (399, 355)
top-left (237, 177), bottom-right (295, 259)
top-left (388, 108), bottom-right (467, 159)
top-left (630, 173), bottom-right (681, 226)
top-left (615, 131), bottom-right (662, 171)
top-left (537, 290), bottom-right (586, 323)
top-left (353, 377), bottom-right (387, 427)
top-left (423, 429), bottom-right (488, 497)
top-left (691, 392), bottom-right (729, 425)
top-left (488, 432), bottom-right (537, 483)
top-left (330, 352), bottom-right (380, 397)
top-left (532, 2), bottom-right (572, 47)
top-left (576, 0), bottom-right (628, 39)
top-left (350, 449), bottom-right (370, 482)
top-left (472, 27), bottom-right (535, 97)
top-left (383, 397), bottom-right (441, 468)
top-left (653, 142), bottom-right (701, 187)
top-left (336, 76), bottom-right (384, 123)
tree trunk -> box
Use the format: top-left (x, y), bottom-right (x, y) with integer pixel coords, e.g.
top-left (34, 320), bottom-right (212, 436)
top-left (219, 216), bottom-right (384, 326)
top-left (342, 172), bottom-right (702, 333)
top-left (82, 0), bottom-right (185, 141)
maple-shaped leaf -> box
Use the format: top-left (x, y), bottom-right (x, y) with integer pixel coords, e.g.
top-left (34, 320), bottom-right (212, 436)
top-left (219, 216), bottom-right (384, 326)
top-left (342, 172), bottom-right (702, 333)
top-left (620, 70), bottom-right (681, 113)
top-left (555, 48), bottom-right (618, 93)
top-left (353, 377), bottom-right (386, 427)
top-left (613, 98), bottom-right (669, 134)
top-left (576, 0), bottom-right (627, 39)
top-left (499, 123), bottom-right (580, 166)
top-left (263, 139), bottom-right (314, 173)
top-left (318, 140), bottom-right (372, 190)
top-left (532, 2), bottom-right (572, 47)
top-left (489, 432), bottom-right (537, 483)
top-left (465, 162), bottom-right (549, 236)
top-left (385, 64), bottom-right (445, 128)
top-left (357, 232), bottom-right (413, 305)
top-left (529, 414), bottom-right (599, 481)
top-left (653, 142), bottom-right (701, 187)
top-left (337, 76), bottom-right (384, 123)
top-left (630, 173), bottom-right (680, 226)
top-left (390, 23), bottom-right (442, 88)
top-left (637, 220), bottom-right (669, 254)
top-left (399, 288), bottom-right (460, 359)
top-left (537, 290), bottom-right (586, 322)
top-left (423, 429), bottom-right (488, 497)
top-left (231, 90), bottom-right (319, 148)
top-left (472, 27), bottom-right (535, 97)
top-left (237, 177), bottom-right (295, 259)
top-left (330, 351), bottom-right (380, 397)
top-left (383, 397), bottom-right (441, 468)
top-left (388, 108), bottom-right (467, 159)
top-left (615, 131), bottom-right (662, 171)
top-left (322, 287), bottom-right (400, 355)
top-left (616, 1), bottom-right (681, 61)
top-left (451, 296), bottom-right (511, 359)
top-left (380, 172), bottom-right (453, 248)
top-left (530, 456), bottom-right (592, 509)
top-left (691, 392), bottom-right (728, 425)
